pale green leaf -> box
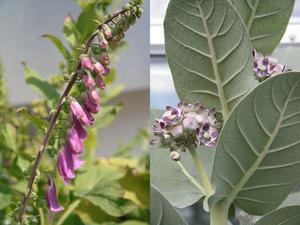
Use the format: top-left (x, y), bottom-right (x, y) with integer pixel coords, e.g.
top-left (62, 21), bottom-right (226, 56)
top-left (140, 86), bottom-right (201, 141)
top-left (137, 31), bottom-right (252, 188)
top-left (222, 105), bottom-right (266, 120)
top-left (164, 0), bottom-right (253, 118)
top-left (231, 0), bottom-right (295, 54)
top-left (0, 193), bottom-right (12, 210)
top-left (151, 185), bottom-right (188, 225)
top-left (211, 72), bottom-right (300, 215)
top-left (254, 206), bottom-right (300, 225)
top-left (23, 63), bottom-right (60, 107)
top-left (17, 107), bottom-right (48, 130)
top-left (42, 34), bottom-right (71, 60)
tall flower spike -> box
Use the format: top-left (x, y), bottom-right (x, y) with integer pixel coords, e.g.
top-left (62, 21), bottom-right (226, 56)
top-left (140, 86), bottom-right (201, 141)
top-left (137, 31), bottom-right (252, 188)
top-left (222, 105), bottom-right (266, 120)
top-left (151, 102), bottom-right (220, 161)
top-left (46, 179), bottom-right (64, 212)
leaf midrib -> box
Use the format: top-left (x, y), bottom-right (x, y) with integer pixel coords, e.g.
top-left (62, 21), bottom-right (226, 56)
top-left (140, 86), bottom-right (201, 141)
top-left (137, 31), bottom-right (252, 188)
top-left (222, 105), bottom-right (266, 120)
top-left (223, 79), bottom-right (299, 205)
top-left (195, 0), bottom-right (230, 119)
top-left (246, 0), bottom-right (260, 31)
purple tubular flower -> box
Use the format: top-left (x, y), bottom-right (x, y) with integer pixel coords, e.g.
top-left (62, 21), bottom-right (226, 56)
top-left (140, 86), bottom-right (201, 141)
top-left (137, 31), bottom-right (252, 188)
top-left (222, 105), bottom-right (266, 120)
top-left (103, 65), bottom-right (110, 76)
top-left (100, 52), bottom-right (110, 66)
top-left (95, 75), bottom-right (106, 89)
top-left (253, 49), bottom-right (288, 81)
top-left (81, 56), bottom-right (94, 71)
top-left (94, 62), bottom-right (105, 75)
top-left (196, 123), bottom-right (219, 147)
top-left (88, 89), bottom-right (100, 103)
top-left (82, 105), bottom-right (95, 124)
top-left (84, 93), bottom-right (100, 114)
top-left (67, 127), bottom-right (84, 154)
top-left (72, 117), bottom-right (88, 140)
top-left (57, 145), bottom-right (84, 184)
top-left (46, 179), bottom-right (64, 212)
top-left (82, 73), bottom-right (95, 88)
top-left (70, 98), bottom-right (92, 126)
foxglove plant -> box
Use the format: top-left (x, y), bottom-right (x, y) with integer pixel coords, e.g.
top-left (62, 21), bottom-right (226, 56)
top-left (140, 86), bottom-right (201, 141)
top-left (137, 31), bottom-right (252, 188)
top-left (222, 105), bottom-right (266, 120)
top-left (151, 0), bottom-right (300, 225)
top-left (17, 1), bottom-right (143, 223)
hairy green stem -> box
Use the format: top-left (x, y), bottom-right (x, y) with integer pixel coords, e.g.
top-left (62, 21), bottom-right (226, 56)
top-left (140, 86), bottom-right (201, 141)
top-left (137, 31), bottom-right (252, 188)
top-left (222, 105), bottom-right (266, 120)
top-left (38, 208), bottom-right (45, 225)
top-left (56, 200), bottom-right (81, 225)
top-left (210, 202), bottom-right (229, 225)
top-left (188, 145), bottom-right (214, 196)
top-left (177, 161), bottom-right (205, 193)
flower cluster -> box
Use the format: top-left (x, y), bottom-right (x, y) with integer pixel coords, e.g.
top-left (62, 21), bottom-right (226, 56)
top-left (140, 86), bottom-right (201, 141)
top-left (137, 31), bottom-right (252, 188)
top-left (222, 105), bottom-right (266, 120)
top-left (150, 102), bottom-right (219, 161)
top-left (253, 49), bottom-right (289, 82)
top-left (46, 2), bottom-right (143, 213)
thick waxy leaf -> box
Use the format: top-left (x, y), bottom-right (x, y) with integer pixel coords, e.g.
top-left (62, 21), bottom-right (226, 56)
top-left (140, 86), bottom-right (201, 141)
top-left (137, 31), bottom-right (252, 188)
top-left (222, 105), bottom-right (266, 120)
top-left (164, 0), bottom-right (253, 117)
top-left (151, 147), bottom-right (214, 208)
top-left (254, 206), bottom-right (300, 225)
top-left (231, 0), bottom-right (295, 55)
top-left (150, 185), bottom-right (188, 225)
top-left (211, 72), bottom-right (300, 215)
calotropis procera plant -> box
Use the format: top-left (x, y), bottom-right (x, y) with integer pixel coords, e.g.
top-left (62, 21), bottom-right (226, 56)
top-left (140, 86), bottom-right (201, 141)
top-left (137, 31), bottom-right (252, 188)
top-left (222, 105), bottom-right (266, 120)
top-left (150, 0), bottom-right (300, 225)
top-left (15, 1), bottom-right (144, 223)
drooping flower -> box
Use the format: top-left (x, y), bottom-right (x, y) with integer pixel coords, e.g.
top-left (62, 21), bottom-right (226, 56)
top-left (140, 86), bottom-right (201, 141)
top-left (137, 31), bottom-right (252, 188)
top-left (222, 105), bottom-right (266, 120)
top-left (57, 145), bottom-right (84, 184)
top-left (82, 73), bottom-right (95, 88)
top-left (46, 179), bottom-right (64, 212)
top-left (70, 98), bottom-right (92, 126)
top-left (83, 93), bottom-right (100, 114)
top-left (150, 102), bottom-right (219, 160)
top-left (67, 127), bottom-right (83, 154)
top-left (87, 89), bottom-right (100, 102)
top-left (95, 75), bottom-right (106, 89)
top-left (100, 52), bottom-right (110, 66)
top-left (94, 62), bottom-right (105, 75)
top-left (253, 49), bottom-right (288, 81)
top-left (72, 116), bottom-right (88, 140)
top-left (81, 55), bottom-right (94, 71)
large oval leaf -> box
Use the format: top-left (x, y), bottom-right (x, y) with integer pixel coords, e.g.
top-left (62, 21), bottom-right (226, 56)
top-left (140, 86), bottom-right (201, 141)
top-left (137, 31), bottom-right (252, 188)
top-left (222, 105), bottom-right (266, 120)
top-left (254, 206), bottom-right (300, 225)
top-left (211, 72), bottom-right (300, 215)
top-left (164, 0), bottom-right (253, 118)
top-left (151, 146), bottom-right (214, 208)
top-left (231, 0), bottom-right (295, 55)
top-left (151, 185), bottom-right (188, 225)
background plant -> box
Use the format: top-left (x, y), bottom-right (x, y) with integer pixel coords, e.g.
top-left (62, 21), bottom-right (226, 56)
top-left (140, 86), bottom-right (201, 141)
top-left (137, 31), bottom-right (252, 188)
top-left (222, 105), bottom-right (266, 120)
top-left (0, 1), bottom-right (149, 224)
top-left (150, 0), bottom-right (300, 225)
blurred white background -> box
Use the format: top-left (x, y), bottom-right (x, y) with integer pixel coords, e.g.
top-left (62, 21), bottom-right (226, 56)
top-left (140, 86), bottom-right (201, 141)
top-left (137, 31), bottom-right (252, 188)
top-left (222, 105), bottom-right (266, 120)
top-left (0, 0), bottom-right (150, 156)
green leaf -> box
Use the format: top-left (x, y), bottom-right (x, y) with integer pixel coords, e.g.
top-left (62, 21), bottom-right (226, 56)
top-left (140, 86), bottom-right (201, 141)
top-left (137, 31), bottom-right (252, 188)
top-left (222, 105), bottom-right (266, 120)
top-left (280, 192), bottom-right (300, 208)
top-left (77, 5), bottom-right (98, 42)
top-left (42, 34), bottom-right (71, 60)
top-left (63, 14), bottom-right (80, 48)
top-left (74, 163), bottom-right (136, 217)
top-left (120, 221), bottom-right (148, 225)
top-left (151, 146), bottom-right (214, 208)
top-left (254, 206), bottom-right (300, 225)
top-left (17, 107), bottom-right (48, 130)
top-left (0, 193), bottom-right (12, 210)
top-left (211, 72), bottom-right (300, 215)
top-left (23, 63), bottom-right (60, 107)
top-left (164, 0), bottom-right (253, 118)
top-left (231, 0), bottom-right (295, 55)
top-left (0, 123), bottom-right (17, 150)
top-left (151, 185), bottom-right (188, 225)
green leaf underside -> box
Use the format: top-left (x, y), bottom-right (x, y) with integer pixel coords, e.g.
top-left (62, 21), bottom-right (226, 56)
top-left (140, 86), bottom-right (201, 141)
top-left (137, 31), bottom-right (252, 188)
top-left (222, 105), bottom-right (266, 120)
top-left (211, 72), bottom-right (300, 215)
top-left (150, 185), bottom-right (188, 225)
top-left (254, 206), bottom-right (300, 225)
top-left (231, 0), bottom-right (295, 55)
top-left (164, 0), bottom-right (252, 116)
top-left (151, 147), bottom-right (214, 208)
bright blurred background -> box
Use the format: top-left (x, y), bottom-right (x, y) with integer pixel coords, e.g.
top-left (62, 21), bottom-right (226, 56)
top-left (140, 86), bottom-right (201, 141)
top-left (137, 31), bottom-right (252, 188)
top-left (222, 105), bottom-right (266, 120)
top-left (0, 0), bottom-right (150, 156)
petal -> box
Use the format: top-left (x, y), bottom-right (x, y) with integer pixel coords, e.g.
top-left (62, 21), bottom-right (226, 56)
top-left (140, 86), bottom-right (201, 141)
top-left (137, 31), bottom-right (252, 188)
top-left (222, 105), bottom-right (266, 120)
top-left (46, 179), bottom-right (64, 213)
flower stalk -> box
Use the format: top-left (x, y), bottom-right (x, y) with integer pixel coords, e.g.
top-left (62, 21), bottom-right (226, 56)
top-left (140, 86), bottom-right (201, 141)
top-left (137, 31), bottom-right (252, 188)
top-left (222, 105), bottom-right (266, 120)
top-left (17, 3), bottom-right (142, 223)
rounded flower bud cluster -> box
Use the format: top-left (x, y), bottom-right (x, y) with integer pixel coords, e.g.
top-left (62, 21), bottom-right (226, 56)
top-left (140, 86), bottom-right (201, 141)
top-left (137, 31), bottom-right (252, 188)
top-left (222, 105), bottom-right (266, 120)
top-left (46, 2), bottom-right (143, 213)
top-left (150, 102), bottom-right (220, 161)
top-left (253, 49), bottom-right (289, 82)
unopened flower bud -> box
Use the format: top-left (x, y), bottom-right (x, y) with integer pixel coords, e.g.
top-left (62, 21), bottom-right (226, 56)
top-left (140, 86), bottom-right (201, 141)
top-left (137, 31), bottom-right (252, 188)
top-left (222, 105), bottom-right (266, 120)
top-left (98, 31), bottom-right (108, 49)
top-left (87, 89), bottom-right (100, 102)
top-left (46, 179), bottom-right (64, 212)
top-left (70, 98), bottom-right (92, 126)
top-left (100, 52), bottom-right (110, 66)
top-left (102, 24), bottom-right (112, 39)
top-left (80, 55), bottom-right (94, 71)
top-left (170, 151), bottom-right (180, 161)
top-left (93, 61), bottom-right (105, 75)
top-left (82, 73), bottom-right (95, 88)
top-left (95, 75), bottom-right (106, 89)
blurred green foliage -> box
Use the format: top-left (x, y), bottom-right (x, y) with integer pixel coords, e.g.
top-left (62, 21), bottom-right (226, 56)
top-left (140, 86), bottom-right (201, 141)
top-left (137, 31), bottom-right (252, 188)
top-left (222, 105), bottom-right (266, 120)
top-left (0, 0), bottom-right (149, 224)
